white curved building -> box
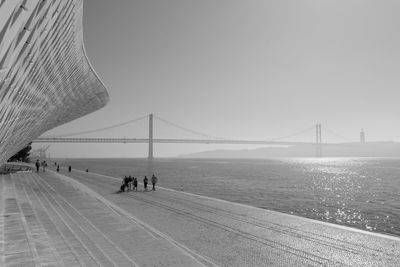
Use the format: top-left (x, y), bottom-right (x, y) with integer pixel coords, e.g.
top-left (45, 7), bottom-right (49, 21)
top-left (0, 0), bottom-right (109, 163)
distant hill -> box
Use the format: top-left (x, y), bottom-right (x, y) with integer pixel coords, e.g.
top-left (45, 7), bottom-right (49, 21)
top-left (179, 142), bottom-right (400, 158)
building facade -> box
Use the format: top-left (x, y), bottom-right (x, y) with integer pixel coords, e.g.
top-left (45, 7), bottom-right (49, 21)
top-left (0, 0), bottom-right (109, 163)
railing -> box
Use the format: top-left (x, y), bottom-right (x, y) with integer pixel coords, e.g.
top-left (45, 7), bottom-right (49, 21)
top-left (0, 163), bottom-right (32, 174)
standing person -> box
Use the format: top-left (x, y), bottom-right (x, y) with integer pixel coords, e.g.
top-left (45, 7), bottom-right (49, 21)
top-left (151, 174), bottom-right (158, 191)
top-left (127, 175), bottom-right (132, 191)
top-left (143, 176), bottom-right (148, 191)
top-left (133, 177), bottom-right (138, 191)
top-left (56, 165), bottom-right (60, 172)
top-left (68, 165), bottom-right (71, 172)
top-left (120, 176), bottom-right (127, 192)
top-left (35, 160), bottom-right (40, 172)
top-left (124, 176), bottom-right (129, 191)
top-left (42, 161), bottom-right (46, 172)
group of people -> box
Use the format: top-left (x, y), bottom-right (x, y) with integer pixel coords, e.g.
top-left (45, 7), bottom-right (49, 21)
top-left (35, 159), bottom-right (47, 172)
top-left (120, 174), bottom-right (158, 192)
top-left (35, 160), bottom-right (73, 173)
top-left (34, 160), bottom-right (159, 194)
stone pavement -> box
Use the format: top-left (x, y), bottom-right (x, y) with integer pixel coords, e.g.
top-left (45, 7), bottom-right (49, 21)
top-left (1, 170), bottom-right (400, 266)
top-left (0, 172), bottom-right (204, 266)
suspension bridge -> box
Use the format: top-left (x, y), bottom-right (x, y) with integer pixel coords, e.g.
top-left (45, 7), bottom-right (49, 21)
top-left (33, 114), bottom-right (360, 159)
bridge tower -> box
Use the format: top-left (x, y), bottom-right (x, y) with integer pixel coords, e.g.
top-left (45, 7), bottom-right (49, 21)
top-left (316, 123), bottom-right (322, 157)
top-left (360, 128), bottom-right (365, 143)
top-left (148, 113), bottom-right (154, 160)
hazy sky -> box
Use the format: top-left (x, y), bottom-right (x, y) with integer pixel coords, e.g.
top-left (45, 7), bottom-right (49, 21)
top-left (39, 0), bottom-right (400, 158)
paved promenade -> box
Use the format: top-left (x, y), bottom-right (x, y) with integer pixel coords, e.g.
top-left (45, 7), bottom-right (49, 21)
top-left (1, 169), bottom-right (400, 266)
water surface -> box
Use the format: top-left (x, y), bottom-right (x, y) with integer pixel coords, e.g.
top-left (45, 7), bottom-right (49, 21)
top-left (55, 157), bottom-right (400, 237)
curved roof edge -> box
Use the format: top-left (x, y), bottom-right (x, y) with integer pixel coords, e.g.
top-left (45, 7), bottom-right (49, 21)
top-left (0, 0), bottom-right (109, 163)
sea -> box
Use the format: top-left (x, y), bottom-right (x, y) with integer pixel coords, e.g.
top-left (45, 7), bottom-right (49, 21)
top-left (55, 157), bottom-right (400, 237)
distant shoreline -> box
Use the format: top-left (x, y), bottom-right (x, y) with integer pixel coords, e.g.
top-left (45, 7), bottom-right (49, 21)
top-left (179, 142), bottom-right (400, 158)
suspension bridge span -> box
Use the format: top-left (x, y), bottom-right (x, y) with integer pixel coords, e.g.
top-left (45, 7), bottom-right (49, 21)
top-left (33, 137), bottom-right (309, 145)
top-left (33, 114), bottom-right (353, 158)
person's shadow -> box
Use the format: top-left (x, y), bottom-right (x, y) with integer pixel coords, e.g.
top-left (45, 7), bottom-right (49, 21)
top-left (113, 189), bottom-right (148, 194)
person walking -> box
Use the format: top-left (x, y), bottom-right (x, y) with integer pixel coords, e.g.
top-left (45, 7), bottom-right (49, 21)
top-left (133, 177), bottom-right (138, 191)
top-left (151, 174), bottom-right (158, 191)
top-left (68, 165), bottom-right (71, 172)
top-left (143, 176), bottom-right (148, 191)
top-left (56, 165), bottom-right (60, 172)
top-left (35, 160), bottom-right (40, 172)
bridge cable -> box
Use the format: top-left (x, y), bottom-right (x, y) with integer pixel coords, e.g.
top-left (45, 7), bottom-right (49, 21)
top-left (42, 114), bottom-right (149, 138)
top-left (322, 126), bottom-right (355, 142)
top-left (154, 115), bottom-right (228, 140)
top-left (267, 125), bottom-right (316, 141)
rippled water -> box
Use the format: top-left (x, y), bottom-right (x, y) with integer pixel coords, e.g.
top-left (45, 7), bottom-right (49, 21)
top-left (56, 157), bottom-right (400, 237)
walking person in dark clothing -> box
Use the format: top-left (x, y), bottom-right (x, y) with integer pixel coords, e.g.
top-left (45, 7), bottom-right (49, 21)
top-left (68, 165), bottom-right (71, 172)
top-left (133, 177), bottom-right (138, 191)
top-left (143, 176), bottom-right (148, 191)
top-left (151, 174), bottom-right (158, 191)
top-left (56, 165), bottom-right (60, 172)
top-left (35, 160), bottom-right (40, 172)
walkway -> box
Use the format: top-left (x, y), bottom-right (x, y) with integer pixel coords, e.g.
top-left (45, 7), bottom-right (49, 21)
top-left (1, 169), bottom-right (400, 266)
top-left (0, 172), bottom-right (203, 266)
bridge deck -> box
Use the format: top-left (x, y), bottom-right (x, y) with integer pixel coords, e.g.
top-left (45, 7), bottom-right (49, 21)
top-left (1, 169), bottom-right (399, 266)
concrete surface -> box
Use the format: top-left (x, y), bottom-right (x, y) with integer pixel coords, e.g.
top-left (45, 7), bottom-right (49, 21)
top-left (1, 169), bottom-right (400, 266)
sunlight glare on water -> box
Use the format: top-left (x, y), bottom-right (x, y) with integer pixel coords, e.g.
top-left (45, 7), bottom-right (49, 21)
top-left (288, 157), bottom-right (398, 234)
